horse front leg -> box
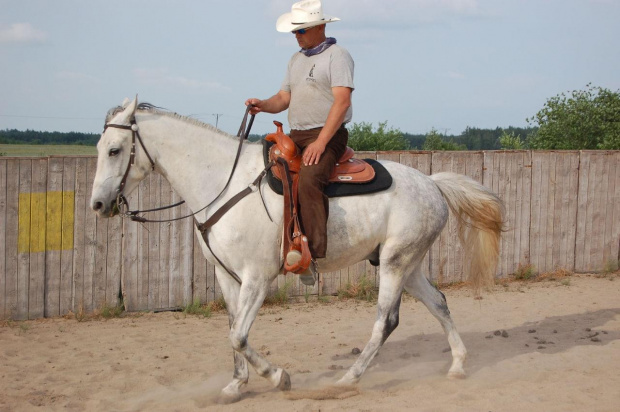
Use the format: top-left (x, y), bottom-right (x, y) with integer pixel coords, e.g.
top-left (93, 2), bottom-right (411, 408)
top-left (213, 269), bottom-right (250, 403)
top-left (227, 277), bottom-right (291, 398)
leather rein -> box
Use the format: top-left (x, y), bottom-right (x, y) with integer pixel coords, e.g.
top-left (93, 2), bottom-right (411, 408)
top-left (104, 106), bottom-right (275, 285)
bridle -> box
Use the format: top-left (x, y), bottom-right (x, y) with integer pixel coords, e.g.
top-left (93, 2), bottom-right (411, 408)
top-left (103, 119), bottom-right (160, 218)
top-left (103, 105), bottom-right (274, 284)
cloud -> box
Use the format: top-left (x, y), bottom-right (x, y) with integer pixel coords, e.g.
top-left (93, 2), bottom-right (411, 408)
top-left (269, 0), bottom-right (481, 26)
top-left (0, 23), bottom-right (47, 44)
top-left (447, 71), bottom-right (466, 79)
top-left (133, 68), bottom-right (231, 92)
top-left (56, 71), bottom-right (100, 83)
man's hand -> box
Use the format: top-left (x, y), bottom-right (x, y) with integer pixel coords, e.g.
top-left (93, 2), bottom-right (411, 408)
top-left (245, 98), bottom-right (262, 115)
top-left (245, 91), bottom-right (291, 115)
top-left (303, 140), bottom-right (327, 166)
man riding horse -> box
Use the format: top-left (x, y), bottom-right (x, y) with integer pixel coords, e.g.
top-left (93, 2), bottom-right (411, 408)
top-left (246, 0), bottom-right (354, 286)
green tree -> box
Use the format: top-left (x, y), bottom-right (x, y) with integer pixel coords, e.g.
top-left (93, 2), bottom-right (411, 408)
top-left (0, 129), bottom-right (99, 145)
top-left (347, 121), bottom-right (409, 151)
top-left (499, 131), bottom-right (525, 149)
top-left (527, 84), bottom-right (620, 150)
top-left (423, 128), bottom-right (467, 151)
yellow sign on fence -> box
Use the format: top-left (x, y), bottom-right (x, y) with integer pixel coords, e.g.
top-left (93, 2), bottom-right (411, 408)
top-left (18, 191), bottom-right (75, 253)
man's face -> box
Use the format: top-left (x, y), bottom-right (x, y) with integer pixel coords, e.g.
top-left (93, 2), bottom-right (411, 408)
top-left (293, 24), bottom-right (326, 49)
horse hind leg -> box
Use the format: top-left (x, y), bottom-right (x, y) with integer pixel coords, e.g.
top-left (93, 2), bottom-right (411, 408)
top-left (404, 270), bottom-right (467, 379)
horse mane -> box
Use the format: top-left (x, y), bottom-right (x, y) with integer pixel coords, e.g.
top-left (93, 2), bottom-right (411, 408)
top-left (105, 102), bottom-right (240, 140)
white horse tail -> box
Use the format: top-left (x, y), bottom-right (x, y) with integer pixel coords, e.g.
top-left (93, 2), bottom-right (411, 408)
top-left (430, 172), bottom-right (505, 295)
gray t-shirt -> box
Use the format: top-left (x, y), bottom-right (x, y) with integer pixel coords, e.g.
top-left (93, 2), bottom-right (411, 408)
top-left (281, 44), bottom-right (354, 130)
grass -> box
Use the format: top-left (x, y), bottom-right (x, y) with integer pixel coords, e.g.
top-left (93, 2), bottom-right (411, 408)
top-left (0, 320), bottom-right (31, 335)
top-left (537, 267), bottom-right (573, 282)
top-left (209, 295), bottom-right (227, 312)
top-left (509, 264), bottom-right (575, 283)
top-left (502, 265), bottom-right (579, 288)
top-left (337, 275), bottom-right (378, 302)
top-left (602, 259), bottom-right (619, 275)
top-left (181, 295), bottom-right (229, 318)
top-left (264, 280), bottom-right (294, 306)
top-left (512, 264), bottom-right (535, 280)
top-left (317, 295), bottom-right (331, 304)
top-left (0, 144), bottom-right (97, 157)
top-left (182, 299), bottom-right (212, 318)
top-left (97, 300), bottom-right (125, 319)
top-left (63, 300), bottom-right (125, 321)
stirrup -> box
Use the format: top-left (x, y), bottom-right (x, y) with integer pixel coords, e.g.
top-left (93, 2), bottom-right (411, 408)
top-left (286, 250), bottom-right (317, 286)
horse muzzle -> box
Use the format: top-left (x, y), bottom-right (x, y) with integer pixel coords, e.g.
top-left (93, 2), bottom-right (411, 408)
top-left (91, 196), bottom-right (120, 218)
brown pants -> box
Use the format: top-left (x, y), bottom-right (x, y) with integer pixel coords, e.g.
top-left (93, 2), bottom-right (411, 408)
top-left (290, 125), bottom-right (348, 258)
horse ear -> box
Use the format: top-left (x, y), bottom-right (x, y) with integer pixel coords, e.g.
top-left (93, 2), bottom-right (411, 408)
top-left (127, 95), bottom-right (138, 116)
top-left (116, 96), bottom-right (139, 124)
top-left (124, 96), bottom-right (138, 116)
top-left (121, 97), bottom-right (131, 108)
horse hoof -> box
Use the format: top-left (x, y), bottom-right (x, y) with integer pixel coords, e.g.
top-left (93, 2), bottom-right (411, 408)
top-left (447, 370), bottom-right (466, 380)
top-left (217, 391), bottom-right (242, 405)
top-left (277, 369), bottom-right (291, 391)
top-left (336, 371), bottom-right (360, 386)
top-left (218, 385), bottom-right (243, 404)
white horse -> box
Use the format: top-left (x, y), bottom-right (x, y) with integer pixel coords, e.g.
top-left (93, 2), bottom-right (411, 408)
top-left (90, 97), bottom-right (504, 402)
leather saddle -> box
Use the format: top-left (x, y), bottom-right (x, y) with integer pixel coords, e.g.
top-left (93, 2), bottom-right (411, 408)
top-left (266, 121), bottom-right (375, 184)
top-left (265, 121), bottom-right (375, 275)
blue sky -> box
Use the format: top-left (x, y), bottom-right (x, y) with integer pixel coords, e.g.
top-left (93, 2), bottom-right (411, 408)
top-left (1, 0), bottom-right (619, 136)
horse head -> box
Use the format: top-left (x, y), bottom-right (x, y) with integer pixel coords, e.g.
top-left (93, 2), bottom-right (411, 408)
top-left (90, 96), bottom-right (154, 218)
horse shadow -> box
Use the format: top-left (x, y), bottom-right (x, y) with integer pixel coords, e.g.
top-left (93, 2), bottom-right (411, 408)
top-left (319, 308), bottom-right (620, 389)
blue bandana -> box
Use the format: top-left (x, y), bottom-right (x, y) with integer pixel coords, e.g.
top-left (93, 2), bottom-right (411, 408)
top-left (301, 37), bottom-right (337, 57)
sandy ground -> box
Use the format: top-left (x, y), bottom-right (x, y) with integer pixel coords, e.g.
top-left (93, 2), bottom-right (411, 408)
top-left (1, 274), bottom-right (619, 412)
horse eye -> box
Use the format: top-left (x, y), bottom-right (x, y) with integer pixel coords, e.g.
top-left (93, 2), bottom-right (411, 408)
top-left (109, 148), bottom-right (121, 157)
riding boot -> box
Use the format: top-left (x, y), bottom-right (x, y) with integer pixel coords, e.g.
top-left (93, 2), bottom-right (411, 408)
top-left (286, 250), bottom-right (317, 286)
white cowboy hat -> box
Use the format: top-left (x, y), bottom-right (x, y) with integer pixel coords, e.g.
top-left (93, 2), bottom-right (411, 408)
top-left (276, 0), bottom-right (340, 33)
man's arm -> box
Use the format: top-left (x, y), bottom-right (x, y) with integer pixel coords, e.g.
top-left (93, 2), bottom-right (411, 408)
top-left (245, 90), bottom-right (291, 115)
top-left (302, 86), bottom-right (352, 166)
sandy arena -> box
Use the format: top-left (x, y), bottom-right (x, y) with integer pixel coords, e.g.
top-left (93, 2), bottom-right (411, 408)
top-left (1, 274), bottom-right (619, 412)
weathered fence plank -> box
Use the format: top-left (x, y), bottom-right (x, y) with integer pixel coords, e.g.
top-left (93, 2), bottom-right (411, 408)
top-left (575, 152), bottom-right (620, 272)
top-left (44, 157), bottom-right (64, 317)
top-left (0, 160), bottom-right (6, 319)
top-left (4, 159), bottom-right (20, 319)
top-left (17, 159), bottom-right (33, 320)
top-left (4, 160), bottom-right (18, 319)
top-left (60, 158), bottom-right (76, 315)
top-left (29, 159), bottom-right (47, 319)
top-left (557, 152), bottom-right (580, 272)
top-left (72, 158), bottom-right (88, 314)
top-left (610, 154), bottom-right (620, 270)
top-left (484, 151), bottom-right (532, 276)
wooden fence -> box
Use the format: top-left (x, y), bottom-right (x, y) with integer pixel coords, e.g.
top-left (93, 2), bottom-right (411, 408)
top-left (1, 151), bottom-right (619, 320)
